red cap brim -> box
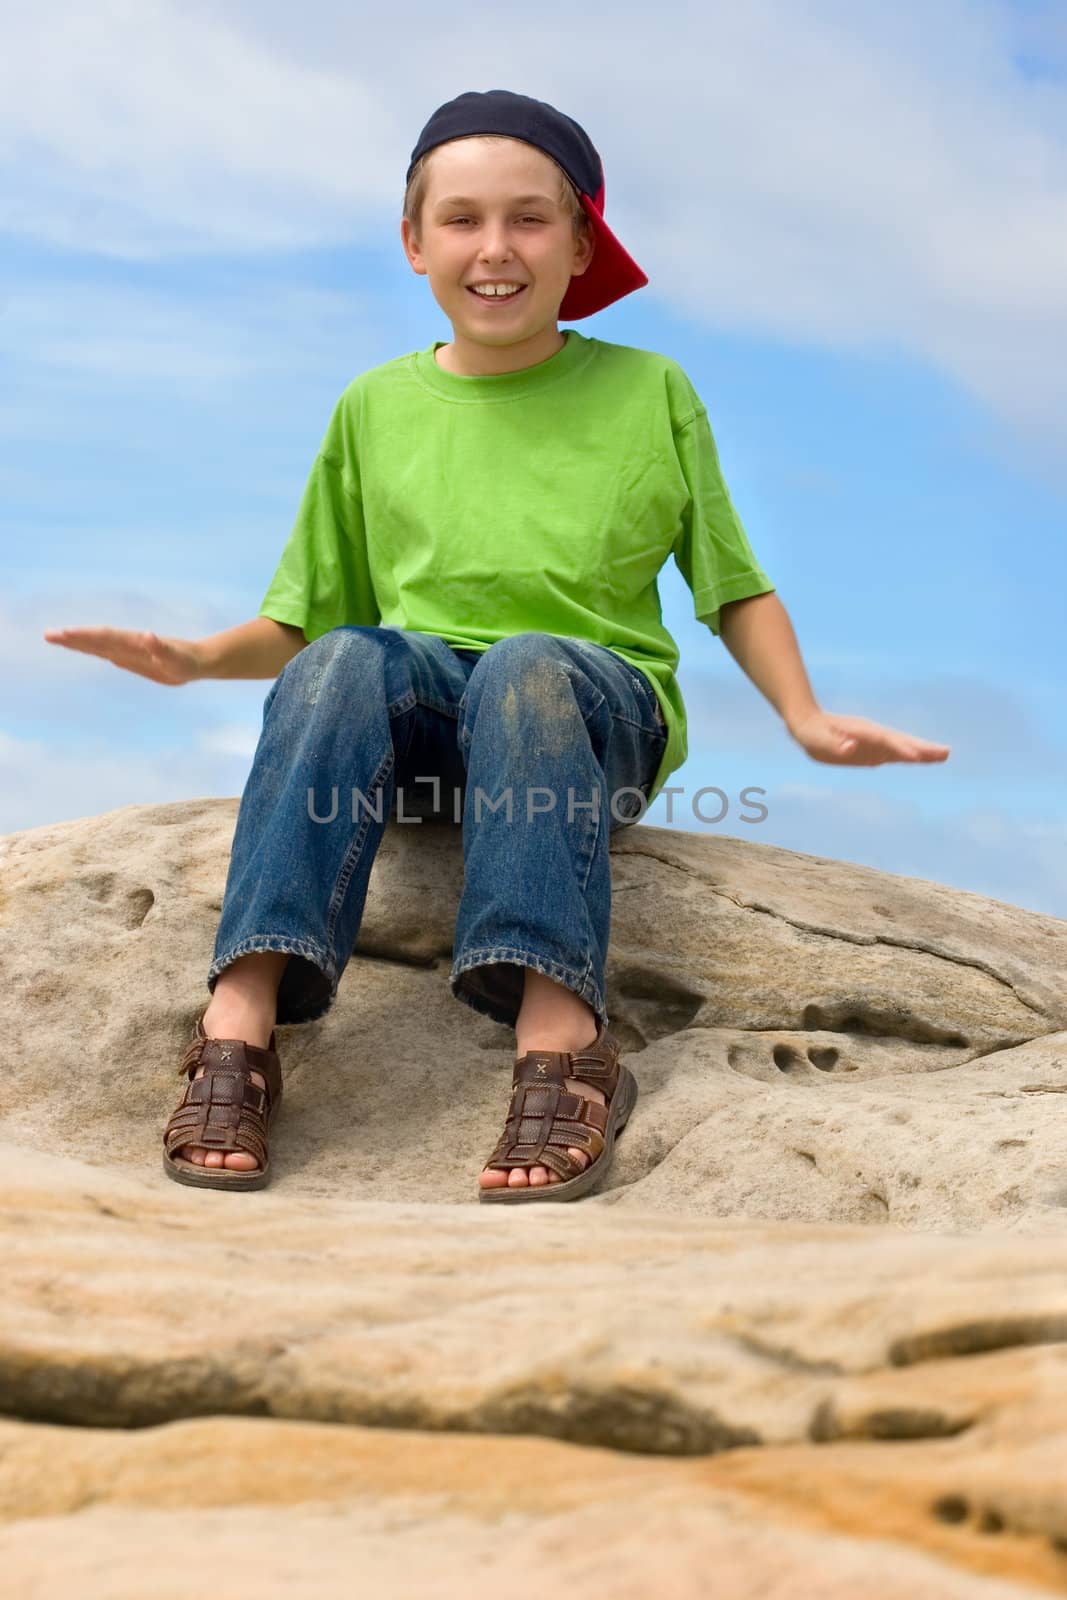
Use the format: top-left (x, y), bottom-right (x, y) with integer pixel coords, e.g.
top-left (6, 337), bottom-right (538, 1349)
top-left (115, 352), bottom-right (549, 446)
top-left (559, 194), bottom-right (649, 320)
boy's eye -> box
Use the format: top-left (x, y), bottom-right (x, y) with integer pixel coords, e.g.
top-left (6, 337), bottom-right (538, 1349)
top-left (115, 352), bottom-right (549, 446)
top-left (448, 217), bottom-right (544, 226)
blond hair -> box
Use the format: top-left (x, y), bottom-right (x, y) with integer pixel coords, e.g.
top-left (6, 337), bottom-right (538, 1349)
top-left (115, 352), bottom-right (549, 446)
top-left (403, 135), bottom-right (591, 246)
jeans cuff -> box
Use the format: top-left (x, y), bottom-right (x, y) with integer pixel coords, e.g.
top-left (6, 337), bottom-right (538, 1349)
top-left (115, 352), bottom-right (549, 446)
top-left (449, 948), bottom-right (607, 1033)
top-left (207, 936), bottom-right (339, 1026)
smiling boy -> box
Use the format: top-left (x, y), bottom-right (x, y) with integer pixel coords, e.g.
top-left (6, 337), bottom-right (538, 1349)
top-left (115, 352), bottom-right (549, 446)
top-left (401, 126), bottom-right (590, 377)
top-left (46, 89), bottom-right (949, 1201)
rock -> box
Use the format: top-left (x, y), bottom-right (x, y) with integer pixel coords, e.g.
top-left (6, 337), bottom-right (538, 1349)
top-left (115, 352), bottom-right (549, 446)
top-left (1, 800), bottom-right (1066, 1596)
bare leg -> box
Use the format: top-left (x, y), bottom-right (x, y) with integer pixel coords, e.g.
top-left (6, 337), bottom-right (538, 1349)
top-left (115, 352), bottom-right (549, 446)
top-left (478, 968), bottom-right (604, 1192)
top-left (201, 950), bottom-right (289, 1046)
top-left (180, 951), bottom-right (290, 1171)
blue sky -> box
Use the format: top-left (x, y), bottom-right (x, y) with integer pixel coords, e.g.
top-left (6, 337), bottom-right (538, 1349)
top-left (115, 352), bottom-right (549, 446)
top-left (3, 0), bottom-right (1066, 918)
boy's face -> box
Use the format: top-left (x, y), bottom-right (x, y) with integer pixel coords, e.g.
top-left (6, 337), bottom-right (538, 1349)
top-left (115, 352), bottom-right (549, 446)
top-left (401, 136), bottom-right (595, 376)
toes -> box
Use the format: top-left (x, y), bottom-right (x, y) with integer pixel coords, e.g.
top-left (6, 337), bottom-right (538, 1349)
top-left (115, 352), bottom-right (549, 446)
top-left (491, 1158), bottom-right (587, 1187)
top-left (480, 1157), bottom-right (587, 1190)
top-left (178, 1145), bottom-right (258, 1171)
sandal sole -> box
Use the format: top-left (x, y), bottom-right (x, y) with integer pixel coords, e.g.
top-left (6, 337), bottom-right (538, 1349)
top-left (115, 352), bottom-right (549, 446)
top-left (478, 1062), bottom-right (638, 1204)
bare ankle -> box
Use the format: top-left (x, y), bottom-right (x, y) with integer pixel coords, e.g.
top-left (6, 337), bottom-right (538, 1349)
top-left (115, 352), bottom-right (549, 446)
top-left (202, 998), bottom-right (276, 1047)
top-left (204, 952), bottom-right (288, 1044)
top-left (516, 1035), bottom-right (594, 1057)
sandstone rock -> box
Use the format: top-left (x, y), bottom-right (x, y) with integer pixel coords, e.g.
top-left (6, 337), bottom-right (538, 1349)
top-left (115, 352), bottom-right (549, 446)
top-left (1, 800), bottom-right (1066, 1595)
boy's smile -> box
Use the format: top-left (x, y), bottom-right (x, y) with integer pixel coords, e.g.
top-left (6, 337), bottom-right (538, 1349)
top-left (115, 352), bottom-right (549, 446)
top-left (401, 134), bottom-right (595, 377)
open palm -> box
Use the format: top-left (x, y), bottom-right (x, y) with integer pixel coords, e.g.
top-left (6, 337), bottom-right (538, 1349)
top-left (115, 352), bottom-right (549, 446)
top-left (789, 709), bottom-right (951, 767)
top-left (42, 627), bottom-right (200, 686)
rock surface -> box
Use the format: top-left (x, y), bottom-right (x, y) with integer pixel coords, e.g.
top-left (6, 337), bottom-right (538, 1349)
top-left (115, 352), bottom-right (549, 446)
top-left (1, 799), bottom-right (1066, 1595)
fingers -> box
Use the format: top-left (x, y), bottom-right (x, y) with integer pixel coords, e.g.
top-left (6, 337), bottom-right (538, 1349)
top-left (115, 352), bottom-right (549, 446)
top-left (829, 720), bottom-right (951, 765)
top-left (891, 741), bottom-right (951, 762)
top-left (42, 627), bottom-right (164, 678)
top-left (807, 710), bottom-right (952, 765)
top-left (44, 626), bottom-right (153, 656)
top-left (855, 743), bottom-right (950, 766)
top-left (44, 626), bottom-right (125, 649)
top-left (43, 628), bottom-right (121, 660)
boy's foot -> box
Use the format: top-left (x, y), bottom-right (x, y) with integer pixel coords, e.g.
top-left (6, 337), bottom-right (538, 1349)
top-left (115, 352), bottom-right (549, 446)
top-left (176, 1009), bottom-right (274, 1172)
top-left (478, 1028), bottom-right (605, 1190)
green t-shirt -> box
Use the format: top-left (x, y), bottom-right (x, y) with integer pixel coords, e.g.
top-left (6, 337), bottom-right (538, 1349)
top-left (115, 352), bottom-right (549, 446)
top-left (258, 328), bottom-right (775, 805)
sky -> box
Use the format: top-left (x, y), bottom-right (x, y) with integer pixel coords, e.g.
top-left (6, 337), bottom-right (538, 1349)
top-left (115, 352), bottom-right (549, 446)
top-left (3, 0), bottom-right (1066, 919)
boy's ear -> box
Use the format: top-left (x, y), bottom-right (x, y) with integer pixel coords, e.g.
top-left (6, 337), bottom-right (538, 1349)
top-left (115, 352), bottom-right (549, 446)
top-left (400, 218), bottom-right (425, 274)
top-left (572, 230), bottom-right (596, 278)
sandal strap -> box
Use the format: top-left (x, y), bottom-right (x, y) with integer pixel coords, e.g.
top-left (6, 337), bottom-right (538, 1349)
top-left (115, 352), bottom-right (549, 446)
top-left (164, 1018), bottom-right (282, 1163)
top-left (485, 1021), bottom-right (621, 1179)
top-left (511, 1020), bottom-right (621, 1097)
top-left (483, 1083), bottom-right (607, 1179)
top-left (177, 1014), bottom-right (282, 1100)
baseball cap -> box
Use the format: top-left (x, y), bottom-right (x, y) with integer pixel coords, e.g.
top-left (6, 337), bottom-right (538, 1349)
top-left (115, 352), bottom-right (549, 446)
top-left (406, 89), bottom-right (648, 320)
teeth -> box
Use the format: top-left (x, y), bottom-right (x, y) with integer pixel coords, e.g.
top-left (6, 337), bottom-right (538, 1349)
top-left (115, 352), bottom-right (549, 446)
top-left (472, 283), bottom-right (523, 297)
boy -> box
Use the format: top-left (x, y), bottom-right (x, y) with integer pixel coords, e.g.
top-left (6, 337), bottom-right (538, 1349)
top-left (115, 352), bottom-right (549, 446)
top-left (44, 90), bottom-right (950, 1203)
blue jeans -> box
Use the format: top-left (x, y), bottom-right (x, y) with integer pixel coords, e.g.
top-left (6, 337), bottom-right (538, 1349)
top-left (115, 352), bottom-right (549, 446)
top-left (207, 627), bottom-right (668, 1033)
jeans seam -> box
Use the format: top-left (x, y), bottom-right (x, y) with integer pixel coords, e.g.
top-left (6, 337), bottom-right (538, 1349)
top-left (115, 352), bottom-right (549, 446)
top-left (416, 694), bottom-right (462, 718)
top-left (387, 688), bottom-right (417, 717)
top-left (576, 766), bottom-right (600, 896)
top-left (611, 710), bottom-right (663, 736)
top-left (325, 749), bottom-right (394, 947)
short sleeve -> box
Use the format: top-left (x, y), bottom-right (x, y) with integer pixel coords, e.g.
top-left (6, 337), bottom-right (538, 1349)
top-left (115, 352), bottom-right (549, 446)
top-left (671, 408), bottom-right (775, 636)
top-left (257, 398), bottom-right (379, 644)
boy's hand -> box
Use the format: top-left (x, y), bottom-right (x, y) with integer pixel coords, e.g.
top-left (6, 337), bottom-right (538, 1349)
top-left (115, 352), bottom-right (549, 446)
top-left (42, 627), bottom-right (202, 686)
top-left (787, 708), bottom-right (951, 766)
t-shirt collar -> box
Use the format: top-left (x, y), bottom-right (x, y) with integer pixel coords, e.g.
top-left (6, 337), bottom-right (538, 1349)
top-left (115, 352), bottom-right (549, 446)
top-left (412, 328), bottom-right (591, 400)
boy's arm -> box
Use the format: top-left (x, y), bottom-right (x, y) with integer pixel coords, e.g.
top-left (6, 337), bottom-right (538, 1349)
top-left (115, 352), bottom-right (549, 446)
top-left (43, 615), bottom-right (307, 685)
top-left (191, 616), bottom-right (308, 680)
top-left (717, 592), bottom-right (818, 733)
top-left (718, 591), bottom-right (951, 766)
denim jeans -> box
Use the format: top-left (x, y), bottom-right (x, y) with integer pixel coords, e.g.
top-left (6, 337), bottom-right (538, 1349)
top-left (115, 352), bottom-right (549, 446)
top-left (207, 627), bottom-right (668, 1033)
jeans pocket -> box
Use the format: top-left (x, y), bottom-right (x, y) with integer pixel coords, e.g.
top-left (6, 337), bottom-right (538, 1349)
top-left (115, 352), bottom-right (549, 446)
top-left (627, 670), bottom-right (665, 736)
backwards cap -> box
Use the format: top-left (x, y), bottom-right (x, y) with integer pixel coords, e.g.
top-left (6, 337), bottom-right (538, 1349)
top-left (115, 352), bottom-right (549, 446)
top-left (406, 88), bottom-right (649, 320)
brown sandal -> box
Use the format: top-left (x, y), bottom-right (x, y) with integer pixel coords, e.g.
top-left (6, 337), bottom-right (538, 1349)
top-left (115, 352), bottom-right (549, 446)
top-left (162, 1012), bottom-right (283, 1191)
top-left (478, 1019), bottom-right (637, 1204)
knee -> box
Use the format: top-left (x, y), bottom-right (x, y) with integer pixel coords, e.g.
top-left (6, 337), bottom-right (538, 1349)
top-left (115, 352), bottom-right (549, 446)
top-left (480, 632), bottom-right (562, 668)
top-left (278, 625), bottom-right (383, 707)
top-left (462, 634), bottom-right (588, 746)
top-left (472, 633), bottom-right (571, 697)
top-left (299, 625), bottom-right (378, 667)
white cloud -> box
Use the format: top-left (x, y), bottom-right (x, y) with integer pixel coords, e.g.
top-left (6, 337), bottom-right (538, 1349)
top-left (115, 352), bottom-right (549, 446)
top-left (196, 722), bottom-right (261, 760)
top-left (0, 279), bottom-right (375, 410)
top-left (0, 0), bottom-right (395, 256)
top-left (3, 584), bottom-right (271, 772)
top-left (1, 0), bottom-right (1064, 466)
top-left (0, 725), bottom-right (246, 834)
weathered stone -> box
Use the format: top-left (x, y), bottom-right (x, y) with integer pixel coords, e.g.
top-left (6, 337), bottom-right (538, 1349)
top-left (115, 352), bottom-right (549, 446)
top-left (1, 800), bottom-right (1065, 1595)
